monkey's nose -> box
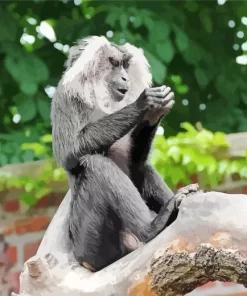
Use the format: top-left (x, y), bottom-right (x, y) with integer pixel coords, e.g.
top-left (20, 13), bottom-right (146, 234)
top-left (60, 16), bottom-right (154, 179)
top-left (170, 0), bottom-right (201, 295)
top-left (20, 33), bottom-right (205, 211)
top-left (121, 76), bottom-right (128, 82)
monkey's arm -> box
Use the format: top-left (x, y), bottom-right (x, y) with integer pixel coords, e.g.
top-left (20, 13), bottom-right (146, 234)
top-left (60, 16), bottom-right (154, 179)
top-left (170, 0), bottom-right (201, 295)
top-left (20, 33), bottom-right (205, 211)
top-left (65, 100), bottom-right (144, 170)
top-left (130, 116), bottom-right (162, 165)
top-left (131, 93), bottom-right (175, 167)
top-left (130, 87), bottom-right (174, 165)
top-left (64, 86), bottom-right (173, 171)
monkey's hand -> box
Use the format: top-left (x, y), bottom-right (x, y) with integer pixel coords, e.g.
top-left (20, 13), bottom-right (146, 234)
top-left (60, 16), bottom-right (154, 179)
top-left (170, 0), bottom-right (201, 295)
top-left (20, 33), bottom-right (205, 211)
top-left (174, 183), bottom-right (204, 210)
top-left (140, 85), bottom-right (175, 126)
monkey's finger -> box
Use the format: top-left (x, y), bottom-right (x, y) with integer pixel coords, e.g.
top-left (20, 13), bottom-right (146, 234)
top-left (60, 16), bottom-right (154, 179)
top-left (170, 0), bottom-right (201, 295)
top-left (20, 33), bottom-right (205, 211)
top-left (147, 96), bottom-right (174, 109)
top-left (186, 183), bottom-right (199, 192)
top-left (163, 99), bottom-right (175, 109)
top-left (160, 92), bottom-right (175, 104)
top-left (146, 85), bottom-right (167, 93)
top-left (175, 194), bottom-right (186, 209)
top-left (161, 100), bottom-right (175, 116)
top-left (146, 87), bottom-right (171, 98)
top-left (122, 232), bottom-right (142, 251)
top-left (178, 188), bottom-right (190, 194)
top-left (148, 85), bottom-right (167, 92)
top-left (177, 183), bottom-right (199, 195)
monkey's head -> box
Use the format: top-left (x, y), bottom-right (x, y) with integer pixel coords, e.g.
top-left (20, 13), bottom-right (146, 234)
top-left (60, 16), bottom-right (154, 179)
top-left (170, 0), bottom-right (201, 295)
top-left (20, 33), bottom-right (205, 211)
top-left (61, 36), bottom-right (152, 114)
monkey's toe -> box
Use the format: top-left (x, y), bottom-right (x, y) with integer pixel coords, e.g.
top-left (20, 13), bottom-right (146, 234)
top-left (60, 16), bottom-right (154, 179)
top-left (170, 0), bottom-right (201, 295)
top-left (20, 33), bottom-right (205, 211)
top-left (81, 262), bottom-right (96, 272)
top-left (122, 232), bottom-right (143, 251)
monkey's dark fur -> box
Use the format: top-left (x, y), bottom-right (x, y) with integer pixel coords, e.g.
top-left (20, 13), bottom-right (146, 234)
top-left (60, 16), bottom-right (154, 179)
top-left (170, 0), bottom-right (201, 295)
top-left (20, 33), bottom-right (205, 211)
top-left (51, 36), bottom-right (200, 271)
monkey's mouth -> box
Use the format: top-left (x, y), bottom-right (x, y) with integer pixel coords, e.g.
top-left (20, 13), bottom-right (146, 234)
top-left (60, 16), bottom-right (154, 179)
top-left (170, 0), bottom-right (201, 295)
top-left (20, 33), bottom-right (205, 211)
top-left (117, 89), bottom-right (128, 96)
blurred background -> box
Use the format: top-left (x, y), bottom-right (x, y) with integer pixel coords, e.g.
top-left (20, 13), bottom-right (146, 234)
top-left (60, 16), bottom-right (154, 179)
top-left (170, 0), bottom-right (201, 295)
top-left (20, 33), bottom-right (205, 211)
top-left (0, 0), bottom-right (247, 295)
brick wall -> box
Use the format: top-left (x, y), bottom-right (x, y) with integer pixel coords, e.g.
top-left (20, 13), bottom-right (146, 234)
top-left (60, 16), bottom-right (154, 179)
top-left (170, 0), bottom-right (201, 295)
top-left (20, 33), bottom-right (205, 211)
top-left (0, 194), bottom-right (63, 296)
top-left (1, 176), bottom-right (247, 296)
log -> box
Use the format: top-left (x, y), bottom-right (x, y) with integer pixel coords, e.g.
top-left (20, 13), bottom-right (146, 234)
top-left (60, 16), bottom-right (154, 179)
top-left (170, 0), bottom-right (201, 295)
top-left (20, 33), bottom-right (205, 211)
top-left (12, 191), bottom-right (247, 296)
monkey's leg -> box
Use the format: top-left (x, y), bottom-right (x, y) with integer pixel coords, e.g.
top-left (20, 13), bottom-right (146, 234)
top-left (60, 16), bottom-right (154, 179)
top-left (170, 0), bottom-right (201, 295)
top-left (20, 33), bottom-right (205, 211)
top-left (133, 163), bottom-right (202, 225)
top-left (69, 154), bottom-right (154, 271)
top-left (133, 164), bottom-right (174, 209)
top-left (69, 154), bottom-right (185, 271)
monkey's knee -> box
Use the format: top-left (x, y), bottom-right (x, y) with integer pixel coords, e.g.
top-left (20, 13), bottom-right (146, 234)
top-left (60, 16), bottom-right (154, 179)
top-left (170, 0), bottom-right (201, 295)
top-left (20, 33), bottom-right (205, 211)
top-left (121, 232), bottom-right (143, 252)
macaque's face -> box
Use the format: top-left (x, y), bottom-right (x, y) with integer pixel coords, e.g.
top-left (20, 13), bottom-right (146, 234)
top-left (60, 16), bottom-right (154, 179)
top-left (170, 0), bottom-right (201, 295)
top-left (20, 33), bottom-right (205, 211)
top-left (104, 47), bottom-right (132, 102)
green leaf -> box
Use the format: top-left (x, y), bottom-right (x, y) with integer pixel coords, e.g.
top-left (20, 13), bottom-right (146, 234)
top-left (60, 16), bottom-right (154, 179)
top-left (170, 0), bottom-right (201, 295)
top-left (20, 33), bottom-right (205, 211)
top-left (194, 68), bottom-right (208, 88)
top-left (176, 84), bottom-right (189, 95)
top-left (185, 1), bottom-right (199, 12)
top-left (14, 94), bottom-right (37, 122)
top-left (132, 15), bottom-right (142, 28)
top-left (55, 17), bottom-right (80, 41)
top-left (37, 95), bottom-right (51, 121)
top-left (21, 150), bottom-right (35, 162)
top-left (21, 143), bottom-right (47, 156)
top-left (171, 75), bottom-right (182, 85)
top-left (0, 8), bottom-right (17, 42)
top-left (241, 93), bottom-right (247, 106)
top-left (145, 51), bottom-right (167, 84)
top-left (167, 146), bottom-right (181, 162)
top-left (20, 82), bottom-right (38, 96)
top-left (149, 21), bottom-right (170, 43)
top-left (105, 10), bottom-right (119, 26)
top-left (199, 10), bottom-right (213, 33)
top-left (120, 14), bottom-right (128, 29)
top-left (213, 132), bottom-right (230, 147)
top-left (196, 130), bottom-right (213, 144)
top-left (35, 187), bottom-right (52, 199)
top-left (19, 192), bottom-right (36, 206)
top-left (40, 134), bottom-right (53, 143)
top-left (173, 26), bottom-right (189, 52)
top-left (180, 122), bottom-right (197, 134)
top-left (156, 40), bottom-right (175, 64)
top-left (5, 49), bottom-right (49, 87)
top-left (170, 167), bottom-right (187, 185)
top-left (0, 154), bottom-right (8, 166)
top-left (218, 160), bottom-right (230, 174)
top-left (182, 155), bottom-right (191, 165)
top-left (143, 17), bottom-right (154, 30)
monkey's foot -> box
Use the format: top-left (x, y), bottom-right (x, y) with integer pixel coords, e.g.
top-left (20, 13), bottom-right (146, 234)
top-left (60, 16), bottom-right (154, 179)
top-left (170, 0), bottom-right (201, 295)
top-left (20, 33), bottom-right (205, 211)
top-left (174, 183), bottom-right (203, 209)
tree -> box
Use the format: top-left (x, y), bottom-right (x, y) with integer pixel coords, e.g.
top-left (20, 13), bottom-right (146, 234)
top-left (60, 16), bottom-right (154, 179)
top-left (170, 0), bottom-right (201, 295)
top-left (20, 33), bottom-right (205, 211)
top-left (12, 190), bottom-right (247, 296)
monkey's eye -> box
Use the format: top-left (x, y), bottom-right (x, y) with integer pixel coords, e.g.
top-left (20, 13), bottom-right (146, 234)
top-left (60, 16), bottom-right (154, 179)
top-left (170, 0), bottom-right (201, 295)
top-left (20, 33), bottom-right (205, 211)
top-left (123, 60), bottom-right (129, 69)
top-left (109, 57), bottom-right (119, 67)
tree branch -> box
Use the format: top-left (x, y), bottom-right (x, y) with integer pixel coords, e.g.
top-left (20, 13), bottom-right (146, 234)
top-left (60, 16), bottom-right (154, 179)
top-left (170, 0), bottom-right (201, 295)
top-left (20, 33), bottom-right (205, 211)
top-left (12, 191), bottom-right (247, 296)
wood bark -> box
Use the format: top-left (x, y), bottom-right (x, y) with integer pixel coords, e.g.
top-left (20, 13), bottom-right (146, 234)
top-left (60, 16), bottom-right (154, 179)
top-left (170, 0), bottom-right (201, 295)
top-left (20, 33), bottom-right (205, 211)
top-left (12, 191), bottom-right (247, 296)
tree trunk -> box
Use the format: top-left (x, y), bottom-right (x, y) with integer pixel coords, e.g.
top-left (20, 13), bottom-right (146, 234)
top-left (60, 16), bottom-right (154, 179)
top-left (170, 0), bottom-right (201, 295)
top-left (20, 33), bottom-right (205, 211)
top-left (12, 191), bottom-right (247, 296)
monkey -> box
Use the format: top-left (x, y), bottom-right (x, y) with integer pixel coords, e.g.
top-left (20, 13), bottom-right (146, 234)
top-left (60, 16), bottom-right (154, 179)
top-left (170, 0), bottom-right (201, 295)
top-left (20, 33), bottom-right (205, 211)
top-left (51, 36), bottom-right (201, 272)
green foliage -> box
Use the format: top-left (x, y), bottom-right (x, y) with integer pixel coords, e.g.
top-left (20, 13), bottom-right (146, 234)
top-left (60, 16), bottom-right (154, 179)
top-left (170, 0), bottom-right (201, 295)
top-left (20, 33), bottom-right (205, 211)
top-left (151, 122), bottom-right (247, 188)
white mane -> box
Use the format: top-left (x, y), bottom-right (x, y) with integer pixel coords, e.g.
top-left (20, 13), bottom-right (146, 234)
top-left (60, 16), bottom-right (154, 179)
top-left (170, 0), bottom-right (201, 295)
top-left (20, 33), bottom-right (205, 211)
top-left (62, 36), bottom-right (152, 114)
